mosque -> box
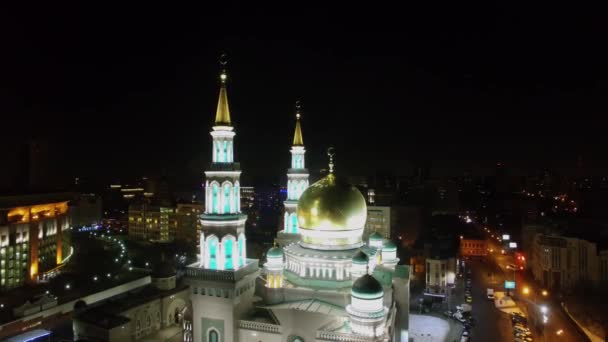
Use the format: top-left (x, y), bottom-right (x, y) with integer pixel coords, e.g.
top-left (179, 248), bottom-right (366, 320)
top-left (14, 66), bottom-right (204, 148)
top-left (183, 61), bottom-right (410, 342)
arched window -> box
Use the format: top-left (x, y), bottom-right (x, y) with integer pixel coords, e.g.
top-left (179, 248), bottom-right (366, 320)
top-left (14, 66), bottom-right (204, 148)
top-left (224, 238), bottom-right (234, 269)
top-left (284, 212), bottom-right (289, 232)
top-left (234, 182), bottom-right (240, 212)
top-left (238, 233), bottom-right (246, 266)
top-left (208, 237), bottom-right (218, 270)
top-left (212, 183), bottom-right (219, 214)
top-left (223, 141), bottom-right (228, 162)
top-left (215, 142), bottom-right (222, 163)
top-left (209, 329), bottom-right (219, 342)
top-left (223, 183), bottom-right (231, 214)
top-left (147, 315), bottom-right (151, 327)
top-left (291, 213), bottom-right (298, 234)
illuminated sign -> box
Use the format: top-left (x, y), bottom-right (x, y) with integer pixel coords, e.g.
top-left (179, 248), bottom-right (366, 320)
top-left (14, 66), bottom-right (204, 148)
top-left (505, 281), bottom-right (516, 289)
top-left (502, 234), bottom-right (510, 240)
top-left (509, 242), bottom-right (518, 248)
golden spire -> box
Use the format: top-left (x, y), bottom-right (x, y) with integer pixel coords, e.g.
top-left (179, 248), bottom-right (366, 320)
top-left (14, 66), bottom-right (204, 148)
top-left (214, 53), bottom-right (232, 126)
top-left (327, 147), bottom-right (335, 174)
top-left (292, 100), bottom-right (304, 146)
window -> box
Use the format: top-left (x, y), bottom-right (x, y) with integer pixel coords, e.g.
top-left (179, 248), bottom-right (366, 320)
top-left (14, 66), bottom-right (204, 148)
top-left (224, 239), bottom-right (233, 269)
top-left (209, 329), bottom-right (219, 342)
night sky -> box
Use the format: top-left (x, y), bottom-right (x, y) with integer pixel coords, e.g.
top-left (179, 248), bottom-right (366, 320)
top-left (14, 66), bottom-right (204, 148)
top-left (2, 3), bottom-right (608, 189)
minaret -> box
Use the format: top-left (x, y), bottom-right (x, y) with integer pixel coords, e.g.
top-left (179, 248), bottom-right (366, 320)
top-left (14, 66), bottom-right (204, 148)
top-left (187, 55), bottom-right (260, 342)
top-left (199, 55), bottom-right (247, 270)
top-left (285, 102), bottom-right (309, 229)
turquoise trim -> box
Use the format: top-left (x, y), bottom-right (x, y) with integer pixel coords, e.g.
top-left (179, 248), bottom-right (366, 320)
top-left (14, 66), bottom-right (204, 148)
top-left (284, 270), bottom-right (353, 289)
top-left (224, 239), bottom-right (233, 269)
top-left (209, 239), bottom-right (218, 270)
top-left (351, 291), bottom-right (383, 299)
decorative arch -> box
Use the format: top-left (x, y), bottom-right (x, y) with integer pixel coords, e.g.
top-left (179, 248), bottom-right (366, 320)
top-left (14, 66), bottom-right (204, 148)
top-left (221, 181), bottom-right (233, 214)
top-left (199, 232), bottom-right (205, 266)
top-left (205, 235), bottom-right (219, 270)
top-left (290, 213), bottom-right (298, 234)
top-left (207, 327), bottom-right (220, 342)
top-left (222, 235), bottom-right (237, 270)
top-left (238, 233), bottom-right (246, 267)
top-left (234, 181), bottom-right (240, 213)
top-left (211, 182), bottom-right (220, 214)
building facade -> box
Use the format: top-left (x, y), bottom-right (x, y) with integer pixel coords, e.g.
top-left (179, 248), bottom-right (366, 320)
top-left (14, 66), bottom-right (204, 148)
top-left (128, 204), bottom-right (177, 242)
top-left (183, 63), bottom-right (410, 342)
top-left (364, 206), bottom-right (391, 241)
top-left (0, 193), bottom-right (73, 291)
top-left (424, 257), bottom-right (457, 297)
top-left (530, 234), bottom-right (599, 291)
top-left (176, 203), bottom-right (204, 246)
top-left (459, 238), bottom-right (488, 257)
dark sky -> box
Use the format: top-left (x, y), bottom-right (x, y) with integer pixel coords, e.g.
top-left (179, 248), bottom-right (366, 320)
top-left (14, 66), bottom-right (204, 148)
top-left (2, 2), bottom-right (608, 188)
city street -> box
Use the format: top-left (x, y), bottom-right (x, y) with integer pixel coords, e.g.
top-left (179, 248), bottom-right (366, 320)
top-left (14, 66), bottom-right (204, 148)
top-left (465, 257), bottom-right (513, 342)
top-left (483, 232), bottom-right (589, 342)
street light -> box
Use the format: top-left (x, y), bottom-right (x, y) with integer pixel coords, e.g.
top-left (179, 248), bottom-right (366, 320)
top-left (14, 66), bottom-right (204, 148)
top-left (542, 290), bottom-right (548, 297)
top-left (540, 305), bottom-right (548, 314)
top-left (523, 287), bottom-right (530, 295)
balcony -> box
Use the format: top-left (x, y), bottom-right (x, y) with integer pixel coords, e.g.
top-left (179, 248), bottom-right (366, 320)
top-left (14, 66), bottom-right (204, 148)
top-left (238, 320), bottom-right (282, 334)
top-left (316, 331), bottom-right (370, 342)
top-left (185, 259), bottom-right (259, 282)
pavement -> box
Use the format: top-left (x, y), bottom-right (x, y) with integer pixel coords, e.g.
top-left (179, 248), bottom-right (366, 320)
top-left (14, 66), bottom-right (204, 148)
top-left (409, 314), bottom-right (451, 342)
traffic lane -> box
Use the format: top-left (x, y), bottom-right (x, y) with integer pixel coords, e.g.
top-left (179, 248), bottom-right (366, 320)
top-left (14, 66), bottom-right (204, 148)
top-left (467, 258), bottom-right (512, 342)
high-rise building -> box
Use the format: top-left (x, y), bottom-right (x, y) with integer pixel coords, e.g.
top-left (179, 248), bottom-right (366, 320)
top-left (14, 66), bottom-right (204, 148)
top-left (0, 193), bottom-right (73, 291)
top-left (276, 103), bottom-right (309, 247)
top-left (175, 202), bottom-right (203, 245)
top-left (128, 203), bottom-right (177, 242)
top-left (364, 206), bottom-right (391, 240)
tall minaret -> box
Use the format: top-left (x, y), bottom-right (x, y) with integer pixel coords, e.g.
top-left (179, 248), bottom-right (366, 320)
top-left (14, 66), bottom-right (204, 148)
top-left (277, 101), bottom-right (309, 246)
top-left (187, 56), bottom-right (260, 342)
top-left (199, 55), bottom-right (247, 270)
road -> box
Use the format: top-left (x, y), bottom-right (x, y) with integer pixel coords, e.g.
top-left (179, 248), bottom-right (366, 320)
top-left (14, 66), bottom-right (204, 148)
top-left (482, 231), bottom-right (589, 342)
top-left (466, 257), bottom-right (514, 342)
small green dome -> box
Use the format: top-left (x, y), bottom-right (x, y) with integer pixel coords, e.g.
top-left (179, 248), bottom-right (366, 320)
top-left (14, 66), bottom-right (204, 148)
top-left (267, 247), bottom-right (283, 258)
top-left (352, 250), bottom-right (369, 264)
top-left (369, 232), bottom-right (383, 241)
top-left (383, 240), bottom-right (397, 250)
top-left (352, 274), bottom-right (383, 297)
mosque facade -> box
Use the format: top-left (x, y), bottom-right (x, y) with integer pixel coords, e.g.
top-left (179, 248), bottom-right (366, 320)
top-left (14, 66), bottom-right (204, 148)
top-left (184, 62), bottom-right (409, 342)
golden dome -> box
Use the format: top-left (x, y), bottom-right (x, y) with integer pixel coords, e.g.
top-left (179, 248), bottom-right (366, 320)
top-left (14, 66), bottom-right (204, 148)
top-left (297, 173), bottom-right (367, 231)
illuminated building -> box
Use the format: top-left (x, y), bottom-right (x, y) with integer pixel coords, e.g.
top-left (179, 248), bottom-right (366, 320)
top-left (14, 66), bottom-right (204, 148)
top-left (459, 237), bottom-right (488, 257)
top-left (424, 249), bottom-right (457, 297)
top-left (175, 203), bottom-right (203, 245)
top-left (530, 234), bottom-right (600, 290)
top-left (364, 206), bottom-right (391, 241)
top-left (182, 60), bottom-right (409, 342)
top-left (0, 193), bottom-right (72, 291)
top-left (185, 60), bottom-right (257, 342)
top-left (128, 203), bottom-right (177, 242)
top-left (276, 102), bottom-right (309, 247)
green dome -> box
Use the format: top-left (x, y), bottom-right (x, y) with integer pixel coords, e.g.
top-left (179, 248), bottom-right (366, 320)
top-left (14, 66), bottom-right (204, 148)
top-left (267, 247), bottom-right (283, 258)
top-left (383, 240), bottom-right (397, 250)
top-left (352, 274), bottom-right (383, 297)
top-left (369, 232), bottom-right (383, 241)
top-left (352, 250), bottom-right (369, 264)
